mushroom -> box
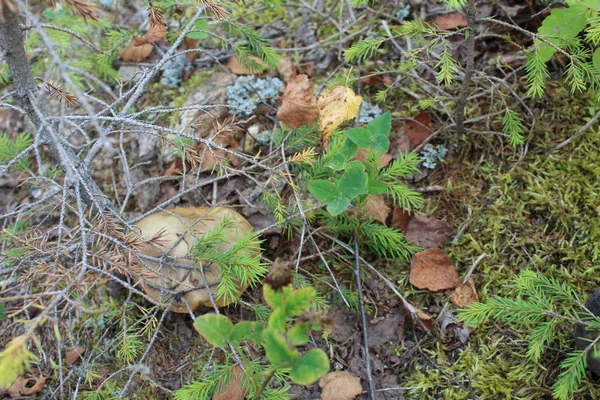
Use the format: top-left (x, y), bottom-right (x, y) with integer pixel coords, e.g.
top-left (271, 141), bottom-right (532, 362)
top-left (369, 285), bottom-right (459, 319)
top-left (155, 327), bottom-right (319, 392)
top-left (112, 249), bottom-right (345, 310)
top-left (133, 206), bottom-right (257, 313)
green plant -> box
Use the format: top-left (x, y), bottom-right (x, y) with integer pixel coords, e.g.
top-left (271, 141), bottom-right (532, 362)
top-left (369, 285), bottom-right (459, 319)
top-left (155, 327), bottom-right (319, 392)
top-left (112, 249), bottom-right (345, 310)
top-left (459, 270), bottom-right (600, 400)
top-left (307, 112), bottom-right (422, 216)
top-left (179, 282), bottom-right (330, 399)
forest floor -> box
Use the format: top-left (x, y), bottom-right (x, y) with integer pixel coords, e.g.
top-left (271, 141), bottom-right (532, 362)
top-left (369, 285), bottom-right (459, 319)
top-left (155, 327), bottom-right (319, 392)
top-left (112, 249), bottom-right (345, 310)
top-left (1, 0), bottom-right (600, 399)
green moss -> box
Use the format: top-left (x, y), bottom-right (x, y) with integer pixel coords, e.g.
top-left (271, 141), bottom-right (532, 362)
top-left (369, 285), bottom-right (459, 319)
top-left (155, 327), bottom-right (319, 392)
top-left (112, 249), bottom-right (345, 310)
top-left (396, 84), bottom-right (600, 398)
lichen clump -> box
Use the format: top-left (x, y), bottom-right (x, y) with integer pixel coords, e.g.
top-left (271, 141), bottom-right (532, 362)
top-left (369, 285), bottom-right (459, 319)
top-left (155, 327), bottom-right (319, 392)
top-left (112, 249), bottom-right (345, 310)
top-left (227, 76), bottom-right (283, 115)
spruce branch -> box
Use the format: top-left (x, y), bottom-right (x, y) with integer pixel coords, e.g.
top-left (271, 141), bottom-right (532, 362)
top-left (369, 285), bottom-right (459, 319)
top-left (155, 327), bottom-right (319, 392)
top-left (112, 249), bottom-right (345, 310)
top-left (0, 4), bottom-right (116, 215)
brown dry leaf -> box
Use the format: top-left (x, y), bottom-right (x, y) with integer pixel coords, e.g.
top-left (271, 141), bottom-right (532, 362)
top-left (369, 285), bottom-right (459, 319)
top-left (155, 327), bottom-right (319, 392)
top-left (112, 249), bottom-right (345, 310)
top-left (400, 302), bottom-right (433, 331)
top-left (298, 62), bottom-right (316, 76)
top-left (410, 248), bottom-right (461, 292)
top-left (404, 113), bottom-right (433, 147)
top-left (277, 74), bottom-right (319, 129)
top-left (391, 207), bottom-right (412, 233)
top-left (121, 42), bottom-right (153, 62)
top-left (360, 72), bottom-right (393, 86)
top-left (365, 195), bottom-right (390, 224)
top-left (7, 377), bottom-right (48, 398)
top-left (405, 215), bottom-right (452, 249)
top-left (227, 56), bottom-right (268, 75)
top-left (184, 37), bottom-right (198, 62)
top-left (213, 366), bottom-right (246, 400)
top-left (145, 22), bottom-right (168, 44)
top-left (65, 345), bottom-right (85, 365)
top-left (277, 58), bottom-right (297, 82)
top-left (449, 278), bottom-right (479, 307)
top-left (432, 13), bottom-right (468, 30)
top-left (317, 86), bottom-right (363, 141)
top-left (354, 147), bottom-right (392, 168)
top-left (319, 371), bottom-right (362, 400)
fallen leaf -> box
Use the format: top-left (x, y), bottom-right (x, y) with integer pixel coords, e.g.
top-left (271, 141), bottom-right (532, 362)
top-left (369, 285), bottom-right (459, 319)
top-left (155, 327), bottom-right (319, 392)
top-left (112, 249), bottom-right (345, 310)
top-left (404, 113), bottom-right (433, 147)
top-left (410, 248), bottom-right (461, 292)
top-left (213, 366), bottom-right (246, 400)
top-left (7, 377), bottom-right (47, 398)
top-left (354, 147), bottom-right (392, 168)
top-left (319, 371), bottom-right (362, 400)
top-left (277, 58), bottom-right (297, 82)
top-left (184, 37), bottom-right (198, 62)
top-left (298, 62), bottom-right (316, 76)
top-left (65, 345), bottom-right (85, 365)
top-left (359, 71), bottom-right (392, 86)
top-left (121, 42), bottom-right (153, 62)
top-left (145, 22), bottom-right (168, 44)
top-left (439, 309), bottom-right (471, 343)
top-left (401, 302), bottom-right (433, 331)
top-left (391, 207), bottom-right (412, 233)
top-left (432, 13), bottom-right (468, 30)
top-left (365, 195), bottom-right (390, 224)
top-left (227, 56), bottom-right (268, 75)
top-left (277, 74), bottom-right (319, 129)
top-left (317, 86), bottom-right (363, 141)
top-left (449, 278), bottom-right (479, 307)
top-left (405, 215), bottom-right (452, 249)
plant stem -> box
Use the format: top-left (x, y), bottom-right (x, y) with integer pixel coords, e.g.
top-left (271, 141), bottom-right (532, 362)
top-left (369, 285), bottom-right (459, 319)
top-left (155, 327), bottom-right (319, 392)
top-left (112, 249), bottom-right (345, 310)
top-left (455, 0), bottom-right (477, 137)
top-left (254, 368), bottom-right (276, 400)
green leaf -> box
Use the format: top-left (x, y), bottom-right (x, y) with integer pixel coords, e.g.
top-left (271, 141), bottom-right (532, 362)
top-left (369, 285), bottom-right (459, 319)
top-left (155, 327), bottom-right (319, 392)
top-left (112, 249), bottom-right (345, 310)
top-left (327, 197), bottom-right (350, 216)
top-left (287, 322), bottom-right (311, 346)
top-left (344, 127), bottom-right (372, 148)
top-left (262, 328), bottom-right (299, 367)
top-left (368, 179), bottom-right (388, 194)
top-left (193, 314), bottom-right (233, 347)
top-left (286, 287), bottom-right (316, 316)
top-left (268, 308), bottom-right (287, 331)
top-left (289, 349), bottom-right (329, 385)
top-left (367, 111), bottom-right (392, 137)
top-left (594, 48), bottom-right (600, 70)
top-left (373, 135), bottom-right (390, 153)
top-left (536, 6), bottom-right (588, 62)
top-left (339, 161), bottom-right (368, 198)
top-left (0, 303), bottom-right (5, 321)
top-left (308, 180), bottom-right (341, 203)
top-left (324, 153), bottom-right (348, 171)
top-left (263, 284), bottom-right (285, 309)
top-left (339, 139), bottom-right (359, 159)
top-left (231, 321), bottom-right (264, 343)
top-left (187, 19), bottom-right (209, 40)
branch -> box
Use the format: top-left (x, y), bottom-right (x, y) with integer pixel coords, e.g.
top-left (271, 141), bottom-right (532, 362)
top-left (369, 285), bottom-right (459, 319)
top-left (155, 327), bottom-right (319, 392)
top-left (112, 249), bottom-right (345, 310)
top-left (0, 5), bottom-right (116, 215)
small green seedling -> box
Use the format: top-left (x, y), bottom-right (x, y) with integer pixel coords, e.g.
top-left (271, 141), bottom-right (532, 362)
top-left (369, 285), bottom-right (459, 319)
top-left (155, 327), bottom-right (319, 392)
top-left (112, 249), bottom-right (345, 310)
top-left (307, 111), bottom-right (422, 216)
top-left (192, 282), bottom-right (330, 398)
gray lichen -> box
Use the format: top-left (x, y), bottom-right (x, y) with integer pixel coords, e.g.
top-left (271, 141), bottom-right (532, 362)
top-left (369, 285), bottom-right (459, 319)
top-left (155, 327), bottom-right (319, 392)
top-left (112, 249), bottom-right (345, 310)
top-left (420, 144), bottom-right (448, 169)
top-left (357, 101), bottom-right (382, 123)
top-left (227, 76), bottom-right (283, 116)
top-left (160, 54), bottom-right (191, 88)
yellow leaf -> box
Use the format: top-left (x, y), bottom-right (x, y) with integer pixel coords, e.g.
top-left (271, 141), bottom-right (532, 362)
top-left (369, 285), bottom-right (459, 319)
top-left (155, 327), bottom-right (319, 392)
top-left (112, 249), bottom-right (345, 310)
top-left (317, 86), bottom-right (363, 141)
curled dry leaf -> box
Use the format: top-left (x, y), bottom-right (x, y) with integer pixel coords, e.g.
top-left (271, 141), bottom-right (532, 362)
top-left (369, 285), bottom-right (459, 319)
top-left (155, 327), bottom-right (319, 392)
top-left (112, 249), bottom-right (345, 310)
top-left (277, 58), bottom-right (297, 82)
top-left (65, 345), bottom-right (85, 365)
top-left (449, 278), bottom-right (479, 307)
top-left (121, 42), bottom-right (153, 63)
top-left (213, 366), bottom-right (246, 400)
top-left (7, 377), bottom-right (47, 398)
top-left (402, 302), bottom-right (433, 331)
top-left (405, 215), bottom-right (452, 249)
top-left (432, 13), bottom-right (468, 30)
top-left (410, 248), bottom-right (461, 292)
top-left (319, 371), bottom-right (362, 400)
top-left (317, 86), bottom-right (363, 141)
top-left (227, 56), bottom-right (268, 75)
top-left (277, 74), bottom-right (319, 129)
top-left (391, 207), bottom-right (412, 233)
top-left (365, 194), bottom-right (390, 224)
